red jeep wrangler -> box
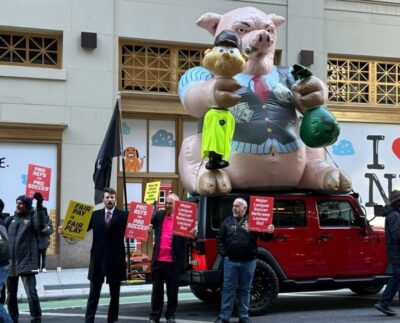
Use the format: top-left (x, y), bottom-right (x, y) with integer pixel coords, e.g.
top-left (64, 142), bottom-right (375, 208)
top-left (184, 191), bottom-right (390, 315)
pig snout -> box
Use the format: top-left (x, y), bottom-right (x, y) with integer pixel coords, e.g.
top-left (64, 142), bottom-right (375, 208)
top-left (244, 30), bottom-right (274, 53)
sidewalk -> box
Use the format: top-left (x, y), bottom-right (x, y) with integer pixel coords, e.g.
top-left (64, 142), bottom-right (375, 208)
top-left (16, 268), bottom-right (158, 302)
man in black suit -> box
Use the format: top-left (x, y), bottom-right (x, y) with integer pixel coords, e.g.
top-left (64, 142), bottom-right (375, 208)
top-left (148, 193), bottom-right (197, 323)
top-left (84, 187), bottom-right (127, 323)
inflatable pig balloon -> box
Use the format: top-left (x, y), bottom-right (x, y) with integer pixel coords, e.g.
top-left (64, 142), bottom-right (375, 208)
top-left (178, 6), bottom-right (352, 195)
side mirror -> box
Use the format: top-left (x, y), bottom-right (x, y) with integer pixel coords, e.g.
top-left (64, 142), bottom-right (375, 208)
top-left (359, 215), bottom-right (373, 235)
top-left (374, 205), bottom-right (384, 217)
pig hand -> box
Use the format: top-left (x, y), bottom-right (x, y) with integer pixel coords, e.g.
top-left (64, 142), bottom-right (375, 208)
top-left (292, 76), bottom-right (328, 110)
top-left (214, 77), bottom-right (241, 108)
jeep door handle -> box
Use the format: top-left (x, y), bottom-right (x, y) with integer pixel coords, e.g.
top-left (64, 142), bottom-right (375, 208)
top-left (274, 234), bottom-right (286, 241)
top-left (318, 234), bottom-right (332, 241)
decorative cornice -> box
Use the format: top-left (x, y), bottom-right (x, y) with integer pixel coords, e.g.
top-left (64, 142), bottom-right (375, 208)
top-left (0, 122), bottom-right (67, 142)
top-left (329, 104), bottom-right (400, 124)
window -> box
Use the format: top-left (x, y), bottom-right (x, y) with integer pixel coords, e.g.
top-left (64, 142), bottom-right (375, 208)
top-left (317, 200), bottom-right (356, 226)
top-left (119, 41), bottom-right (207, 93)
top-left (272, 200), bottom-right (306, 227)
top-left (0, 31), bottom-right (62, 68)
top-left (328, 56), bottom-right (400, 106)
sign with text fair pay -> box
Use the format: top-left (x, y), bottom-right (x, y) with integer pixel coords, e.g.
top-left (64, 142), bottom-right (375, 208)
top-left (144, 181), bottom-right (161, 204)
top-left (248, 196), bottom-right (274, 232)
top-left (62, 200), bottom-right (94, 240)
top-left (125, 202), bottom-right (153, 241)
top-left (25, 164), bottom-right (51, 200)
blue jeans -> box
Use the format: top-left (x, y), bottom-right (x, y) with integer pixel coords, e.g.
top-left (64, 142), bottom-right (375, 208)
top-left (220, 258), bottom-right (257, 320)
top-left (379, 263), bottom-right (400, 305)
top-left (0, 266), bottom-right (12, 323)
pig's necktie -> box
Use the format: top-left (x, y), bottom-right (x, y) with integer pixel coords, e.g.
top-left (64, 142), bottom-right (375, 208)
top-left (252, 75), bottom-right (270, 101)
top-left (105, 210), bottom-right (112, 227)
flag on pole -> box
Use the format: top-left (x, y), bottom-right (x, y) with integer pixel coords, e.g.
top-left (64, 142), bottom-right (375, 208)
top-left (93, 101), bottom-right (122, 204)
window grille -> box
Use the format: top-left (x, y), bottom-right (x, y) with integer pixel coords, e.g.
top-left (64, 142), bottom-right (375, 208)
top-left (328, 57), bottom-right (400, 106)
top-left (120, 41), bottom-right (206, 93)
top-left (0, 31), bottom-right (61, 68)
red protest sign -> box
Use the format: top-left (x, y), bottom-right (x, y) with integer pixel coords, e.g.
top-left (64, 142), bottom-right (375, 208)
top-left (25, 164), bottom-right (52, 200)
top-left (125, 202), bottom-right (153, 241)
top-left (172, 201), bottom-right (197, 238)
top-left (248, 196), bottom-right (274, 232)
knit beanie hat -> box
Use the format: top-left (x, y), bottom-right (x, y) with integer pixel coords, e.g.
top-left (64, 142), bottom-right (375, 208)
top-left (16, 195), bottom-right (33, 209)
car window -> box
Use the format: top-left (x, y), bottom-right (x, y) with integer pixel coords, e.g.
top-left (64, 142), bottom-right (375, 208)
top-left (317, 200), bottom-right (356, 226)
top-left (273, 200), bottom-right (306, 227)
top-left (210, 198), bottom-right (306, 230)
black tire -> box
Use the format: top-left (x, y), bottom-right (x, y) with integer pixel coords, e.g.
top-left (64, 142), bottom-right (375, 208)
top-left (248, 259), bottom-right (279, 316)
top-left (350, 284), bottom-right (384, 295)
top-left (190, 286), bottom-right (221, 304)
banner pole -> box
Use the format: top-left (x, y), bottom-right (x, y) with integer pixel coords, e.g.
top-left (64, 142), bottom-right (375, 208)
top-left (117, 93), bottom-right (131, 280)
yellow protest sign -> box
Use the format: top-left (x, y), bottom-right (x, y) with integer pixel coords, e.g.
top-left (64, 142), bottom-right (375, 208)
top-left (61, 200), bottom-right (94, 240)
top-left (144, 181), bottom-right (161, 204)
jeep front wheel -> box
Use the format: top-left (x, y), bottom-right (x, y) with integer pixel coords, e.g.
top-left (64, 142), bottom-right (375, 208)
top-left (190, 286), bottom-right (221, 304)
top-left (350, 284), bottom-right (384, 295)
top-left (249, 259), bottom-right (279, 316)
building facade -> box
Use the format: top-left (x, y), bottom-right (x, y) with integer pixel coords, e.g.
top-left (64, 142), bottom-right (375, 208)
top-left (0, 0), bottom-right (399, 267)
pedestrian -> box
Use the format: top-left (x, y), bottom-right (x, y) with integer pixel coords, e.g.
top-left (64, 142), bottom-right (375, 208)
top-left (37, 211), bottom-right (54, 273)
top-left (214, 198), bottom-right (275, 323)
top-left (374, 189), bottom-right (400, 316)
top-left (148, 193), bottom-right (197, 323)
top-left (0, 199), bottom-right (9, 306)
top-left (7, 193), bottom-right (46, 323)
top-left (73, 187), bottom-right (127, 323)
top-left (0, 199), bottom-right (12, 323)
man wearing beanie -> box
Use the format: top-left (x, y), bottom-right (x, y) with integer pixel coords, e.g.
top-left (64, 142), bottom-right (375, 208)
top-left (374, 190), bottom-right (400, 316)
top-left (6, 193), bottom-right (46, 323)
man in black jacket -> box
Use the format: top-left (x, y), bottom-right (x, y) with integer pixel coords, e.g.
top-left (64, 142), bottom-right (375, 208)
top-left (374, 190), bottom-right (400, 316)
top-left (148, 193), bottom-right (197, 323)
top-left (215, 198), bottom-right (274, 323)
top-left (84, 187), bottom-right (128, 323)
top-left (7, 193), bottom-right (46, 323)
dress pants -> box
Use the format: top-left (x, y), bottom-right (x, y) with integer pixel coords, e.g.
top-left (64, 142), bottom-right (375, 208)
top-left (85, 278), bottom-right (121, 323)
top-left (7, 274), bottom-right (42, 323)
top-left (149, 261), bottom-right (179, 321)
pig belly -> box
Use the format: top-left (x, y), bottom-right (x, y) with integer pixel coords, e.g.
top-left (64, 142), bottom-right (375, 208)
top-left (225, 148), bottom-right (307, 189)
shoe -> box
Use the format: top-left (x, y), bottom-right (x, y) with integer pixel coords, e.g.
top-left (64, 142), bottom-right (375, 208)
top-left (166, 319), bottom-right (176, 323)
top-left (148, 320), bottom-right (160, 323)
top-left (42, 268), bottom-right (47, 273)
top-left (214, 318), bottom-right (230, 323)
top-left (239, 317), bottom-right (251, 323)
top-left (374, 302), bottom-right (396, 316)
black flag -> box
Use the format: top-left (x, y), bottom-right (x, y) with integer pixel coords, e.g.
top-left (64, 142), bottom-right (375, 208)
top-left (93, 102), bottom-right (122, 204)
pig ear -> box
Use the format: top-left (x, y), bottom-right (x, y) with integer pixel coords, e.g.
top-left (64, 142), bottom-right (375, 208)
top-left (196, 12), bottom-right (222, 36)
top-left (269, 14), bottom-right (285, 28)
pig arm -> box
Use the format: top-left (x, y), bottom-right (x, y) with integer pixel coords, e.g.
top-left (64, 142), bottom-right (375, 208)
top-left (179, 66), bottom-right (215, 117)
top-left (292, 76), bottom-right (328, 111)
top-left (178, 66), bottom-right (241, 118)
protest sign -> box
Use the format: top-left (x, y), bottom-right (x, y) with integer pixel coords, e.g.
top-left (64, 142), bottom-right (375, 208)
top-left (25, 164), bottom-right (51, 200)
top-left (248, 196), bottom-right (274, 232)
top-left (61, 200), bottom-right (94, 240)
top-left (125, 202), bottom-right (153, 241)
top-left (172, 200), bottom-right (197, 238)
top-left (144, 181), bottom-right (161, 204)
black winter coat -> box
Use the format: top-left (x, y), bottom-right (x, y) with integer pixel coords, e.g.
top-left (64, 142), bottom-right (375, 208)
top-left (151, 210), bottom-right (190, 274)
top-left (383, 205), bottom-right (400, 265)
top-left (0, 224), bottom-right (9, 267)
top-left (7, 207), bottom-right (46, 276)
top-left (217, 214), bottom-right (273, 261)
top-left (87, 208), bottom-right (128, 283)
